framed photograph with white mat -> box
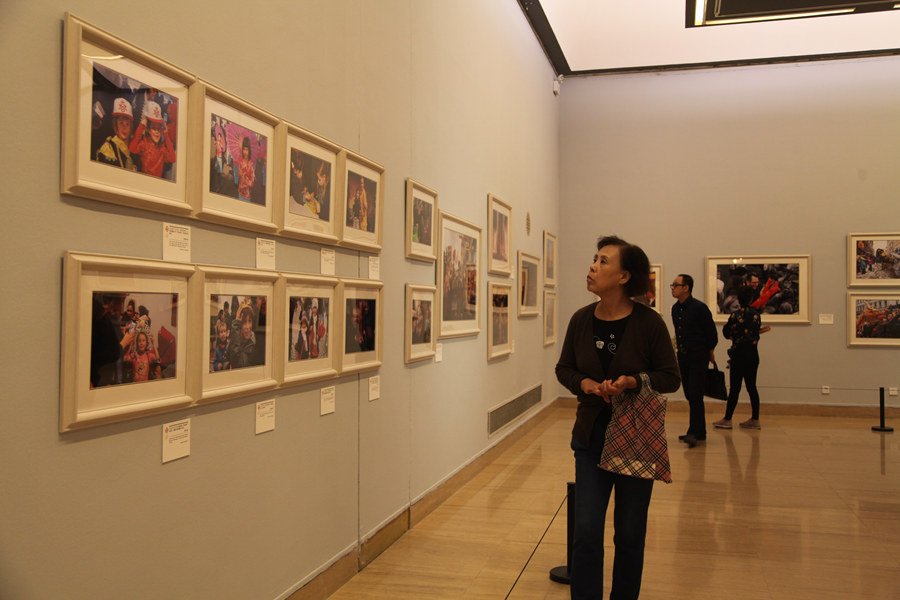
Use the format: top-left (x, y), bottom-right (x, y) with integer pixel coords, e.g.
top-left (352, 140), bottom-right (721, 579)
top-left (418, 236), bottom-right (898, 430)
top-left (339, 151), bottom-right (384, 252)
top-left (191, 80), bottom-right (278, 233)
top-left (278, 274), bottom-right (340, 385)
top-left (61, 14), bottom-right (193, 216)
top-left (59, 251), bottom-right (195, 431)
top-left (438, 211), bottom-right (482, 338)
top-left (340, 279), bottom-right (383, 374)
top-left (405, 284), bottom-right (436, 363)
top-left (195, 265), bottom-right (278, 403)
top-left (275, 122), bottom-right (341, 244)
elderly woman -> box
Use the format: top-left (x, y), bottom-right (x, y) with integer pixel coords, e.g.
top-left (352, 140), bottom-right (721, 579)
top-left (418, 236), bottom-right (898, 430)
top-left (556, 235), bottom-right (680, 599)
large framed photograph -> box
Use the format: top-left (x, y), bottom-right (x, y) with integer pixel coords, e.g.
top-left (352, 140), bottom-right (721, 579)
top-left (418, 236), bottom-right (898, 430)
top-left (339, 151), bottom-right (384, 252)
top-left (543, 289), bottom-right (558, 346)
top-left (277, 274), bottom-right (339, 385)
top-left (487, 282), bottom-right (512, 360)
top-left (195, 266), bottom-right (278, 403)
top-left (59, 252), bottom-right (195, 431)
top-left (191, 81), bottom-right (278, 233)
top-left (633, 263), bottom-right (663, 314)
top-left (405, 284), bottom-right (436, 363)
top-left (543, 231), bottom-right (557, 287)
top-left (518, 251), bottom-right (541, 317)
top-left (340, 279), bottom-right (384, 374)
top-left (61, 14), bottom-right (193, 216)
top-left (274, 122), bottom-right (340, 244)
top-left (706, 255), bottom-right (811, 324)
top-left (487, 194), bottom-right (512, 276)
top-left (405, 179), bottom-right (438, 262)
top-left (848, 292), bottom-right (900, 346)
top-left (848, 233), bottom-right (900, 287)
top-left (438, 211), bottom-right (482, 338)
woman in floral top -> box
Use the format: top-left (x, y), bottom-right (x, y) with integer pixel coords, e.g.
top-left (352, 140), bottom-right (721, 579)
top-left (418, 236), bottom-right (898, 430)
top-left (714, 286), bottom-right (770, 430)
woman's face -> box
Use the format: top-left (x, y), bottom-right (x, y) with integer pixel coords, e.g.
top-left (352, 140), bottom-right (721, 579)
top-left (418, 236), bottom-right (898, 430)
top-left (586, 245), bottom-right (626, 297)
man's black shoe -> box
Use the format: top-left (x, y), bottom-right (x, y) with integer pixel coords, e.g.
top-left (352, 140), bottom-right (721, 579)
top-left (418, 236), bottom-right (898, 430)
top-left (684, 434), bottom-right (698, 448)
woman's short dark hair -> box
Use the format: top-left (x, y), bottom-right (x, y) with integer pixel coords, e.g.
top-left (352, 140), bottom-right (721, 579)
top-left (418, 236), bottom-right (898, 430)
top-left (596, 235), bottom-right (652, 298)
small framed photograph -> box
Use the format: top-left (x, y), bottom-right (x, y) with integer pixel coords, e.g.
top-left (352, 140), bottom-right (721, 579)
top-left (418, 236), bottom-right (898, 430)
top-left (487, 282), bottom-right (512, 360)
top-left (487, 194), bottom-right (512, 276)
top-left (405, 179), bottom-right (438, 262)
top-left (706, 255), bottom-right (811, 324)
top-left (848, 292), bottom-right (900, 346)
top-left (191, 81), bottom-right (278, 233)
top-left (277, 274), bottom-right (339, 385)
top-left (543, 289), bottom-right (558, 346)
top-left (339, 151), bottom-right (384, 252)
top-left (59, 252), bottom-right (195, 431)
top-left (848, 233), bottom-right (900, 287)
top-left (518, 251), bottom-right (542, 317)
top-left (196, 266), bottom-right (278, 403)
top-left (543, 231), bottom-right (557, 287)
top-left (438, 211), bottom-right (482, 338)
top-left (340, 279), bottom-right (384, 374)
top-left (61, 14), bottom-right (193, 216)
top-left (633, 263), bottom-right (663, 314)
top-left (274, 122), bottom-right (340, 244)
top-left (405, 284), bottom-right (437, 363)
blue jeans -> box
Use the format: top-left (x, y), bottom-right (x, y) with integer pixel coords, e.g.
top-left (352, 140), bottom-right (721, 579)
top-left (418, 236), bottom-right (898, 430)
top-left (571, 426), bottom-right (654, 600)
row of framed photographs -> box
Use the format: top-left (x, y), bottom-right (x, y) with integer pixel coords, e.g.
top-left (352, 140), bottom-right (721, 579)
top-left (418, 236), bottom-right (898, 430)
top-left (61, 252), bottom-right (383, 432)
top-left (61, 14), bottom-right (383, 251)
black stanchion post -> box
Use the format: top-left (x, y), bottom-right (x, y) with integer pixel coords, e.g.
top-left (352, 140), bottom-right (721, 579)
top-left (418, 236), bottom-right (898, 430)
top-left (872, 387), bottom-right (894, 433)
top-left (549, 481), bottom-right (575, 585)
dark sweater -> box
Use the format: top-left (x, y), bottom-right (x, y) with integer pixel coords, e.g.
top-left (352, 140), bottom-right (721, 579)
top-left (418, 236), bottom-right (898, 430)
top-left (556, 301), bottom-right (681, 448)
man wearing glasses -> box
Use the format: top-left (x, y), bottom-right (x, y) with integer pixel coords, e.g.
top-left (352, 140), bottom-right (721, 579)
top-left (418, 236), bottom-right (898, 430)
top-left (671, 275), bottom-right (718, 448)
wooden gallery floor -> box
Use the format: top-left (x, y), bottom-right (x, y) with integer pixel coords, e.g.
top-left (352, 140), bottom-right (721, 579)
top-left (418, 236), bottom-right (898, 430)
top-left (326, 402), bottom-right (900, 600)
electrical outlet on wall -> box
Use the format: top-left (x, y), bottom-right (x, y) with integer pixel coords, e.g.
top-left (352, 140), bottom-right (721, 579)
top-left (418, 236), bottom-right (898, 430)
top-left (890, 387), bottom-right (898, 396)
top-left (821, 386), bottom-right (830, 394)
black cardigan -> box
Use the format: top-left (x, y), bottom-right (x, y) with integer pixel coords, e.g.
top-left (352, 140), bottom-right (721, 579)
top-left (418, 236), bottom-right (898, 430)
top-left (556, 301), bottom-right (681, 448)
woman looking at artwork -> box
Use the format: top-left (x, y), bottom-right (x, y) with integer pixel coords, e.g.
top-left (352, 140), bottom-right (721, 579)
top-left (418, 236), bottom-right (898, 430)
top-left (556, 235), bottom-right (680, 600)
top-left (714, 285), bottom-right (770, 430)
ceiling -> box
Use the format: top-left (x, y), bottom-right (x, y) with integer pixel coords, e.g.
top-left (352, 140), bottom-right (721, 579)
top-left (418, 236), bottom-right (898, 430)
top-left (517, 0), bottom-right (900, 76)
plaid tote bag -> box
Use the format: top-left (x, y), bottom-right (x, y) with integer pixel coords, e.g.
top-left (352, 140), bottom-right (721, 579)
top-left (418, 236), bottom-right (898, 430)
top-left (600, 372), bottom-right (672, 483)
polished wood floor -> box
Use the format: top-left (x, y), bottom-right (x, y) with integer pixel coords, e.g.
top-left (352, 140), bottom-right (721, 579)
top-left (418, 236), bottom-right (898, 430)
top-left (327, 403), bottom-right (900, 599)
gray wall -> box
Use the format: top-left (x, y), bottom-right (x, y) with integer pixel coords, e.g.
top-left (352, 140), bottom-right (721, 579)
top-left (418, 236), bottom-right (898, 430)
top-left (0, 2), bottom-right (560, 599)
top-left (558, 57), bottom-right (900, 407)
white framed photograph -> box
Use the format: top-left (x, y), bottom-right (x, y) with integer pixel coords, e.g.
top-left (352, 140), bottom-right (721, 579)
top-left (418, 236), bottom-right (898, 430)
top-left (488, 282), bottom-right (512, 360)
top-left (277, 274), bottom-right (340, 385)
top-left (438, 211), bottom-right (482, 338)
top-left (195, 265), bottom-right (278, 403)
top-left (405, 179), bottom-right (438, 262)
top-left (847, 292), bottom-right (900, 346)
top-left (405, 284), bottom-right (437, 363)
top-left (543, 230), bottom-right (557, 287)
top-left (488, 194), bottom-right (512, 277)
top-left (340, 279), bottom-right (384, 374)
top-left (543, 289), bottom-right (558, 346)
top-left (848, 233), bottom-right (900, 287)
top-left (706, 255), bottom-right (811, 324)
top-left (191, 80), bottom-right (278, 233)
top-left (61, 14), bottom-right (193, 216)
top-left (59, 252), bottom-right (195, 431)
top-left (518, 251), bottom-right (541, 317)
top-left (275, 122), bottom-right (341, 244)
top-left (339, 151), bottom-right (384, 252)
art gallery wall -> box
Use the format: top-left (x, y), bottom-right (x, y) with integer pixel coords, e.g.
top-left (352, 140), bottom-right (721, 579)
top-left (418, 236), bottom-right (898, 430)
top-left (0, 1), bottom-right (559, 599)
top-left (558, 56), bottom-right (900, 407)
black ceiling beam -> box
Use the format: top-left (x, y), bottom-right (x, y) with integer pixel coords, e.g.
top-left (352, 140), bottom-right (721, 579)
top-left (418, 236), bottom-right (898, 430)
top-left (518, 0), bottom-right (571, 76)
